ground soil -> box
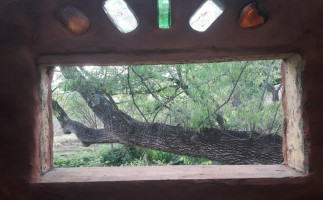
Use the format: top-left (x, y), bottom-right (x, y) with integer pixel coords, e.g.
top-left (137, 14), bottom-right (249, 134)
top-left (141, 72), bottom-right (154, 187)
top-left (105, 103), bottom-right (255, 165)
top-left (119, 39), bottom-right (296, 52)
top-left (53, 122), bottom-right (102, 159)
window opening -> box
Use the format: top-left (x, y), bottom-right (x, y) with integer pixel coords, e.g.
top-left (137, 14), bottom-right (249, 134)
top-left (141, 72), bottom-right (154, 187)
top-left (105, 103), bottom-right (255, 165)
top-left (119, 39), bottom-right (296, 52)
top-left (103, 0), bottom-right (138, 33)
top-left (189, 0), bottom-right (225, 32)
top-left (50, 60), bottom-right (285, 168)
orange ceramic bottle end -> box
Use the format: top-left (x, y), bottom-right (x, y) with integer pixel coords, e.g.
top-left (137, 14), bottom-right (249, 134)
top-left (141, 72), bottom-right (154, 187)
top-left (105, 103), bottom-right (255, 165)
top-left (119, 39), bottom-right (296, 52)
top-left (239, 2), bottom-right (268, 29)
top-left (61, 6), bottom-right (90, 35)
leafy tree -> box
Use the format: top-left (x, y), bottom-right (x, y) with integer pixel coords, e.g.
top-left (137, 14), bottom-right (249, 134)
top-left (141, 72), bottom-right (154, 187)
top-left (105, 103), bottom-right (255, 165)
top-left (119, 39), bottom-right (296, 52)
top-left (52, 60), bottom-right (283, 164)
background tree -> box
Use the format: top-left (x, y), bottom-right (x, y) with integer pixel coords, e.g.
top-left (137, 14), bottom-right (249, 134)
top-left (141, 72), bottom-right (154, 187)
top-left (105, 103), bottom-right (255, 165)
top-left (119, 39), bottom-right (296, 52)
top-left (52, 60), bottom-right (283, 165)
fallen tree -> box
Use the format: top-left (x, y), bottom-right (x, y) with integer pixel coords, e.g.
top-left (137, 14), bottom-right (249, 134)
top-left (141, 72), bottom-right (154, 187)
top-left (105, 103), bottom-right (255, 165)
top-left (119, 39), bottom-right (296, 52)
top-left (52, 64), bottom-right (283, 165)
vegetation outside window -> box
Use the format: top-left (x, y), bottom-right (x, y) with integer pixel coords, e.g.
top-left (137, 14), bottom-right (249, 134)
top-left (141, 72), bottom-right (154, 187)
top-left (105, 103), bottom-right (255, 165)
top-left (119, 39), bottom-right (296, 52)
top-left (51, 60), bottom-right (284, 167)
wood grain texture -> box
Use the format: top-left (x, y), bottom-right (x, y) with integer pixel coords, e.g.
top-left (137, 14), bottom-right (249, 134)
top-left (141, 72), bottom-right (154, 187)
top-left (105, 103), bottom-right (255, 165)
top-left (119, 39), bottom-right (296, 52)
top-left (37, 165), bottom-right (303, 183)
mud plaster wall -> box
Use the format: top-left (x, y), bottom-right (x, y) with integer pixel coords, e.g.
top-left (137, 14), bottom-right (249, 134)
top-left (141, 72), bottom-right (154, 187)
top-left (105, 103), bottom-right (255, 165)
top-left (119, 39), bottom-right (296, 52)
top-left (0, 0), bottom-right (323, 199)
top-left (38, 67), bottom-right (53, 174)
top-left (282, 55), bottom-right (308, 173)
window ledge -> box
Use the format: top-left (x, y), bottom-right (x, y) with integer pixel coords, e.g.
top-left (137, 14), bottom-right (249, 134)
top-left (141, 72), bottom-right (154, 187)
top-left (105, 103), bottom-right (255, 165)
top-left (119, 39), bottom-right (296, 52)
top-left (35, 165), bottom-right (303, 183)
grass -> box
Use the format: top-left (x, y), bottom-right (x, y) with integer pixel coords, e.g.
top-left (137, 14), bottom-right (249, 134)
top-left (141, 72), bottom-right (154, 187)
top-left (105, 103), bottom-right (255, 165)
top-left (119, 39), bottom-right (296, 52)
top-left (54, 144), bottom-right (222, 168)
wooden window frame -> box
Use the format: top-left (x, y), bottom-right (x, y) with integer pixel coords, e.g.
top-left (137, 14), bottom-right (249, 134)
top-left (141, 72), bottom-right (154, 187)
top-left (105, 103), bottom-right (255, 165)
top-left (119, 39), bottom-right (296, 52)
top-left (32, 54), bottom-right (308, 184)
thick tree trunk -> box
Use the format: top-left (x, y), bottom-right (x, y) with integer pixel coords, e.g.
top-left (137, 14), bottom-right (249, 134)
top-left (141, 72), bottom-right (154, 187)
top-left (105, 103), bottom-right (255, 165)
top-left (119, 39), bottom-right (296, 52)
top-left (53, 67), bottom-right (283, 165)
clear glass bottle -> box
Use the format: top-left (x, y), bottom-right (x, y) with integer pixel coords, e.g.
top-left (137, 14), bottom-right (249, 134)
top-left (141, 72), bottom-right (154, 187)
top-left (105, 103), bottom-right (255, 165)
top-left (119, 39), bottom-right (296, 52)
top-left (189, 0), bottom-right (225, 32)
top-left (103, 0), bottom-right (138, 33)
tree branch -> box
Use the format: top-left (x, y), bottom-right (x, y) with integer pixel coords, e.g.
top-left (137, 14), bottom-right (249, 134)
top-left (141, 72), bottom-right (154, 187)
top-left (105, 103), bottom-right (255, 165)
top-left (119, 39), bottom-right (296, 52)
top-left (55, 65), bottom-right (283, 164)
top-left (269, 104), bottom-right (281, 134)
top-left (60, 67), bottom-right (133, 132)
top-left (52, 100), bottom-right (119, 146)
top-left (152, 90), bottom-right (185, 123)
top-left (131, 67), bottom-right (160, 102)
top-left (198, 62), bottom-right (249, 128)
top-left (104, 91), bottom-right (133, 130)
top-left (127, 66), bottom-right (149, 123)
top-left (259, 60), bottom-right (275, 109)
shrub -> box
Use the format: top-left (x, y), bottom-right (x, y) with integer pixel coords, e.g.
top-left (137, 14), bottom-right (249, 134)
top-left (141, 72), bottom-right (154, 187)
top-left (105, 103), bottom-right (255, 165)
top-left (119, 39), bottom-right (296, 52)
top-left (53, 144), bottom-right (221, 168)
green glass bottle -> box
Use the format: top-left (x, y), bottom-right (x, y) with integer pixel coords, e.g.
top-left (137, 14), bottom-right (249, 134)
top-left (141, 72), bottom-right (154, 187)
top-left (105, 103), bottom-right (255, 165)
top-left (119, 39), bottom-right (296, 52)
top-left (158, 0), bottom-right (171, 29)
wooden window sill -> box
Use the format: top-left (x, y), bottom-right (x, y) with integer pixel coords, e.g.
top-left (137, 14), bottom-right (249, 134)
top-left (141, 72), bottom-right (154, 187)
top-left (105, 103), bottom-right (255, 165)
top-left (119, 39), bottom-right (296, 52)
top-left (34, 164), bottom-right (303, 183)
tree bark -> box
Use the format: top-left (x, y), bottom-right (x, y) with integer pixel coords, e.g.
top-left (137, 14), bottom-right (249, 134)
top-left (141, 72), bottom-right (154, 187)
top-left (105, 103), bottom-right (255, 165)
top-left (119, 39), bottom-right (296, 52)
top-left (53, 67), bottom-right (283, 165)
top-left (267, 83), bottom-right (282, 102)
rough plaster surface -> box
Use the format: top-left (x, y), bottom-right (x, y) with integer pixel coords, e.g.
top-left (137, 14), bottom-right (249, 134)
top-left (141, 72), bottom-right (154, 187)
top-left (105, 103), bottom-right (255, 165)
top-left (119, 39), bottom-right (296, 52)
top-left (38, 67), bottom-right (53, 173)
top-left (283, 55), bottom-right (307, 172)
top-left (0, 0), bottom-right (323, 199)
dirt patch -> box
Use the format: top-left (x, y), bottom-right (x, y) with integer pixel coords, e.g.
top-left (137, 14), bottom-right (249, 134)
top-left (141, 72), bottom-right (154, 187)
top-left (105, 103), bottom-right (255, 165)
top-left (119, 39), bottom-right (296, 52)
top-left (53, 122), bottom-right (102, 159)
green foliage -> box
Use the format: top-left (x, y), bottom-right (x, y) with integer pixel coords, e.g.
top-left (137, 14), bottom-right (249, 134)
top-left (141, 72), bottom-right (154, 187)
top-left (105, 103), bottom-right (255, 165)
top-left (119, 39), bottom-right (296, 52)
top-left (145, 149), bottom-right (174, 164)
top-left (53, 60), bottom-right (283, 134)
top-left (99, 145), bottom-right (143, 166)
top-left (171, 155), bottom-right (221, 165)
top-left (53, 144), bottom-right (221, 168)
top-left (54, 152), bottom-right (103, 168)
top-left (53, 60), bottom-right (283, 167)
